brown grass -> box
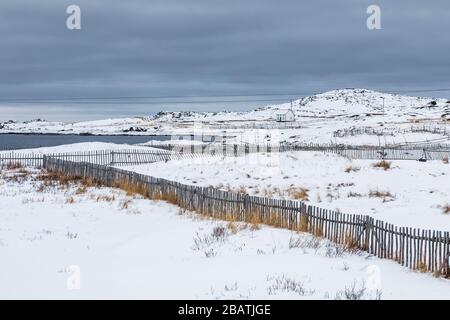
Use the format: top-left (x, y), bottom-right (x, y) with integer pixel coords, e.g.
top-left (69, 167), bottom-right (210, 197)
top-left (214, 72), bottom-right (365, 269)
top-left (297, 215), bottom-right (309, 232)
top-left (249, 223), bottom-right (261, 231)
top-left (343, 232), bottom-right (361, 252)
top-left (372, 160), bottom-right (392, 170)
top-left (313, 225), bottom-right (324, 238)
top-left (441, 204), bottom-right (450, 215)
top-left (226, 221), bottom-right (250, 234)
top-left (113, 180), bottom-right (150, 199)
top-left (150, 190), bottom-right (178, 204)
top-left (443, 156), bottom-right (449, 164)
top-left (369, 189), bottom-right (395, 202)
top-left (416, 262), bottom-right (428, 273)
top-left (65, 197), bottom-right (75, 204)
top-left (226, 221), bottom-right (239, 234)
top-left (75, 186), bottom-right (88, 195)
top-left (288, 187), bottom-right (309, 201)
top-left (237, 186), bottom-right (247, 194)
top-left (6, 162), bottom-right (23, 170)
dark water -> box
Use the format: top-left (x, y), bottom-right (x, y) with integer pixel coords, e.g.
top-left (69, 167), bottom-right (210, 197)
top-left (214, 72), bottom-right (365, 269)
top-left (0, 133), bottom-right (172, 150)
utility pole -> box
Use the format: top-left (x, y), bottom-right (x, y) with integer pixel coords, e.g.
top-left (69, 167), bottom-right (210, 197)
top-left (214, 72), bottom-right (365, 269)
top-left (382, 97), bottom-right (385, 113)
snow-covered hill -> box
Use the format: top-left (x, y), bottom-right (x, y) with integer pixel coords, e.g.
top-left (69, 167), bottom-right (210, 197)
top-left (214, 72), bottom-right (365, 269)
top-left (1, 89), bottom-right (448, 137)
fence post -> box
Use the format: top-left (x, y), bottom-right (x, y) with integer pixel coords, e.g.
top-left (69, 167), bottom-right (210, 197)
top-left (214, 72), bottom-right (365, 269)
top-left (42, 155), bottom-right (47, 169)
top-left (365, 215), bottom-right (371, 251)
top-left (110, 151), bottom-right (115, 166)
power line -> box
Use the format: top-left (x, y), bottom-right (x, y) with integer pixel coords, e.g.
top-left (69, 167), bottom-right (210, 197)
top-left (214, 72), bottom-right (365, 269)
top-left (384, 88), bottom-right (450, 94)
top-left (0, 87), bottom-right (449, 104)
top-left (0, 92), bottom-right (310, 103)
top-left (0, 98), bottom-right (296, 105)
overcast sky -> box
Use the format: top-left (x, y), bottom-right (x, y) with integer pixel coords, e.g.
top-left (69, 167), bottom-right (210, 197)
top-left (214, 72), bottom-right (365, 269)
top-left (0, 0), bottom-right (449, 121)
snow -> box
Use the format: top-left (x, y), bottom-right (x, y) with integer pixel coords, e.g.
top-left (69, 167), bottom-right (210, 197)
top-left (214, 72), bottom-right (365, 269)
top-left (1, 167), bottom-right (449, 299)
top-left (0, 142), bottom-right (160, 155)
top-left (2, 89), bottom-right (449, 146)
top-left (1, 88), bottom-right (450, 299)
top-left (120, 151), bottom-right (450, 231)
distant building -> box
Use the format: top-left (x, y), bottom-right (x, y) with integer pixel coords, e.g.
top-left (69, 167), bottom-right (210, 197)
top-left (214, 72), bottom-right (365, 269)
top-left (276, 109), bottom-right (295, 122)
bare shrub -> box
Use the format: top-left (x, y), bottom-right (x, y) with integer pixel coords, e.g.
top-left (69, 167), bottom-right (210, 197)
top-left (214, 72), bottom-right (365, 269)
top-left (335, 282), bottom-right (382, 300)
top-left (119, 199), bottom-right (132, 209)
top-left (288, 235), bottom-right (304, 249)
top-left (372, 160), bottom-right (392, 170)
top-left (369, 189), bottom-right (395, 202)
top-left (345, 165), bottom-right (360, 173)
top-left (36, 184), bottom-right (45, 193)
top-left (211, 226), bottom-right (227, 241)
top-left (289, 235), bottom-right (321, 251)
top-left (192, 226), bottom-right (229, 251)
top-left (66, 232), bottom-right (78, 240)
top-left (335, 282), bottom-right (366, 300)
top-left (267, 275), bottom-right (315, 296)
top-left (325, 243), bottom-right (345, 258)
top-left (204, 248), bottom-right (217, 258)
top-left (347, 191), bottom-right (362, 198)
top-left (96, 195), bottom-right (115, 202)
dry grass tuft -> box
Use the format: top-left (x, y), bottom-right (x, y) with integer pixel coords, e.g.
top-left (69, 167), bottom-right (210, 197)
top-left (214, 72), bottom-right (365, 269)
top-left (416, 262), bottom-right (428, 273)
top-left (443, 156), bottom-right (449, 164)
top-left (441, 204), bottom-right (450, 215)
top-left (75, 186), bottom-right (88, 195)
top-left (288, 187), bottom-right (309, 201)
top-left (96, 195), bottom-right (116, 202)
top-left (113, 180), bottom-right (149, 199)
top-left (249, 223), bottom-right (261, 231)
top-left (119, 199), bottom-right (132, 210)
top-left (6, 162), bottom-right (23, 170)
top-left (344, 165), bottom-right (360, 173)
top-left (226, 221), bottom-right (239, 234)
top-left (297, 215), bottom-right (309, 232)
top-left (343, 232), bottom-right (361, 252)
top-left (347, 191), bottom-right (363, 198)
top-left (369, 189), bottom-right (395, 202)
top-left (372, 160), bottom-right (392, 170)
top-left (65, 197), bottom-right (75, 204)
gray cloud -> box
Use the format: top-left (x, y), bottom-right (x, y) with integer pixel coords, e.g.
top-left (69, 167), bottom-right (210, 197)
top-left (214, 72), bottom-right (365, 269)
top-left (0, 0), bottom-right (449, 121)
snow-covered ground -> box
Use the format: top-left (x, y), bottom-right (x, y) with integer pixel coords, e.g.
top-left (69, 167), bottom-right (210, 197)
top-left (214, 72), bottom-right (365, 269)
top-left (2, 89), bottom-right (449, 146)
top-left (120, 151), bottom-right (450, 231)
top-left (1, 167), bottom-right (450, 299)
top-left (0, 142), bottom-right (158, 156)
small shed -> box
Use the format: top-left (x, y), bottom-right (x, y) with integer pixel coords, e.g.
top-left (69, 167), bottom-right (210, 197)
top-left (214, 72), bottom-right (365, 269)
top-left (276, 109), bottom-right (295, 122)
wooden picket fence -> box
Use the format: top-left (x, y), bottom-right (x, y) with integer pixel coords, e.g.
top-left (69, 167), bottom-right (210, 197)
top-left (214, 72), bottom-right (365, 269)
top-left (43, 156), bottom-right (450, 277)
top-left (146, 142), bottom-right (450, 161)
top-left (2, 142), bottom-right (450, 169)
top-left (0, 149), bottom-right (177, 168)
top-left (0, 152), bottom-right (44, 168)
